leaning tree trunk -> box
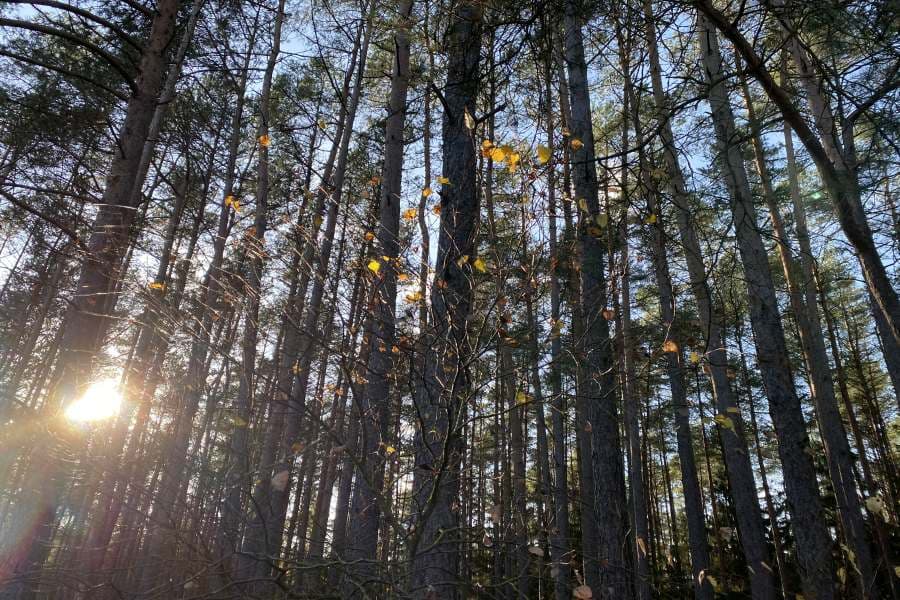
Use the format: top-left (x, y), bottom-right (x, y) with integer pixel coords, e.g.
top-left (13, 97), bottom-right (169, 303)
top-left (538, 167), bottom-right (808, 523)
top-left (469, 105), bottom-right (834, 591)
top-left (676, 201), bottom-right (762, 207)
top-left (642, 3), bottom-right (776, 597)
top-left (693, 0), bottom-right (900, 350)
top-left (738, 71), bottom-right (875, 598)
top-left (699, 17), bottom-right (835, 600)
top-left (0, 2), bottom-right (182, 597)
top-left (409, 2), bottom-right (482, 597)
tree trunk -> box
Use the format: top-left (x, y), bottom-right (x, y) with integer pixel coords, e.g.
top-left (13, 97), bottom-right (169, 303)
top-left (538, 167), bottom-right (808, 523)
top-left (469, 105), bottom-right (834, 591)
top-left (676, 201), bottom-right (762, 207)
top-left (563, 3), bottom-right (628, 596)
top-left (699, 17), bottom-right (835, 599)
top-left (409, 3), bottom-right (482, 596)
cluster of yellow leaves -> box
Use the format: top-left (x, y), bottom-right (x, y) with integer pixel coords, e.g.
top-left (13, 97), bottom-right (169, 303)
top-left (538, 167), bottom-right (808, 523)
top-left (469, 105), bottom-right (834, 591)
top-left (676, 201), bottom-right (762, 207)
top-left (422, 186), bottom-right (433, 198)
top-left (403, 208), bottom-right (418, 221)
top-left (367, 259), bottom-right (381, 274)
top-left (481, 140), bottom-right (521, 173)
top-left (224, 195), bottom-right (240, 213)
top-left (148, 281), bottom-right (166, 291)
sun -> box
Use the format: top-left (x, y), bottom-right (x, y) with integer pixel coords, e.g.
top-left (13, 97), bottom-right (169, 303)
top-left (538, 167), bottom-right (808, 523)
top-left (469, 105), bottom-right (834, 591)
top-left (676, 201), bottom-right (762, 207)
top-left (64, 379), bottom-right (124, 423)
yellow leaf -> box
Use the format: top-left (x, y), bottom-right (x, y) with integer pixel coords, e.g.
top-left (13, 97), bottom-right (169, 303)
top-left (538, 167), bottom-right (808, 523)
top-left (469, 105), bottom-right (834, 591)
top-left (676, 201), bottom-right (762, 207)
top-left (481, 139), bottom-right (494, 151)
top-left (403, 207), bottom-right (418, 220)
top-left (537, 144), bottom-right (551, 165)
top-left (490, 146), bottom-right (507, 162)
top-left (391, 345), bottom-right (400, 354)
top-left (596, 212), bottom-right (608, 227)
top-left (577, 198), bottom-right (589, 212)
top-left (464, 107), bottom-right (475, 130)
top-left (364, 231), bottom-right (375, 241)
top-left (456, 254), bottom-right (469, 267)
top-left (726, 406), bottom-right (741, 414)
top-left (422, 186), bottom-right (433, 198)
top-left (432, 204), bottom-right (441, 215)
top-left (646, 213), bottom-right (657, 224)
top-left (225, 195), bottom-right (240, 212)
top-left (405, 291), bottom-right (423, 302)
top-left (894, 565), bottom-right (900, 578)
top-left (561, 127), bottom-right (571, 137)
top-left (385, 445), bottom-right (396, 455)
top-left (662, 339), bottom-right (679, 353)
top-left (317, 117), bottom-right (327, 130)
top-left (397, 273), bottom-right (409, 282)
top-left (865, 496), bottom-right (886, 518)
top-left (367, 259), bottom-right (381, 274)
top-left (258, 134), bottom-right (271, 147)
top-left (437, 176), bottom-right (450, 185)
top-left (570, 138), bottom-right (584, 151)
top-left (689, 351), bottom-right (700, 364)
top-left (473, 257), bottom-right (487, 273)
top-left (714, 414), bottom-right (735, 431)
top-left (148, 281), bottom-right (166, 291)
top-left (516, 391), bottom-right (529, 405)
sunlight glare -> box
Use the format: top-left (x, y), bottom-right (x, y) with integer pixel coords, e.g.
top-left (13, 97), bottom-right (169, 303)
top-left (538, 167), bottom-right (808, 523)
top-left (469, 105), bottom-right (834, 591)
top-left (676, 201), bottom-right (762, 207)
top-left (64, 379), bottom-right (123, 423)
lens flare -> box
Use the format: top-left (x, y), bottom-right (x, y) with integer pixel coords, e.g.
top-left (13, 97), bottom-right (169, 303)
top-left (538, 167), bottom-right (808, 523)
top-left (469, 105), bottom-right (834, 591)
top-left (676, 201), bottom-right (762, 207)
top-left (64, 379), bottom-right (123, 423)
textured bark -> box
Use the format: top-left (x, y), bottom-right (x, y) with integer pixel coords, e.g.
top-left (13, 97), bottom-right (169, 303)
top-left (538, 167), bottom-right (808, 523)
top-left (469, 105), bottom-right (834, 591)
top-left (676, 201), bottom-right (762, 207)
top-left (563, 3), bottom-right (628, 596)
top-left (342, 1), bottom-right (413, 594)
top-left (409, 3), bottom-right (482, 597)
top-left (642, 4), bottom-right (775, 597)
top-left (739, 73), bottom-right (875, 598)
top-left (699, 18), bottom-right (835, 600)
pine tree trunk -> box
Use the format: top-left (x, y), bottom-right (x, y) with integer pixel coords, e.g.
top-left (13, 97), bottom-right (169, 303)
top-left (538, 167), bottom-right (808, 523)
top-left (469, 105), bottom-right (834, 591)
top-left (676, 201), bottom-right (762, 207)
top-left (342, 2), bottom-right (413, 593)
top-left (642, 4), bottom-right (775, 597)
top-left (410, 3), bottom-right (482, 596)
top-left (0, 3), bottom-right (182, 596)
top-left (699, 18), bottom-right (835, 599)
top-left (563, 4), bottom-right (627, 596)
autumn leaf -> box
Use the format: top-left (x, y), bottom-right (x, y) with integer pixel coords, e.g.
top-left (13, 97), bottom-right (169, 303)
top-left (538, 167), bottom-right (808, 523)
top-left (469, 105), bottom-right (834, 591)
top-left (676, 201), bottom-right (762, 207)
top-left (570, 138), bottom-right (584, 151)
top-left (515, 390), bottom-right (529, 405)
top-left (573, 585), bottom-right (592, 599)
top-left (422, 186), bottom-right (433, 198)
top-left (646, 213), bottom-right (657, 224)
top-left (689, 351), bottom-right (701, 364)
top-left (397, 273), bottom-right (409, 282)
top-left (714, 414), bottom-right (735, 431)
top-left (662, 339), bottom-right (679, 353)
top-left (464, 107), bottom-right (475, 130)
top-left (473, 257), bottom-right (487, 273)
top-left (367, 259), bottom-right (381, 274)
top-left (437, 176), bottom-right (450, 185)
top-left (403, 207), bottom-right (418, 220)
top-left (364, 231), bottom-right (375, 241)
top-left (537, 144), bottom-right (551, 165)
top-left (317, 117), bottom-right (327, 130)
top-left (258, 134), bottom-right (271, 147)
top-left (385, 444), bottom-right (396, 455)
top-left (577, 198), bottom-right (589, 212)
top-left (490, 146), bottom-right (506, 163)
top-left (148, 281), bottom-right (166, 291)
top-left (406, 291), bottom-right (423, 302)
top-left (224, 195), bottom-right (240, 212)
